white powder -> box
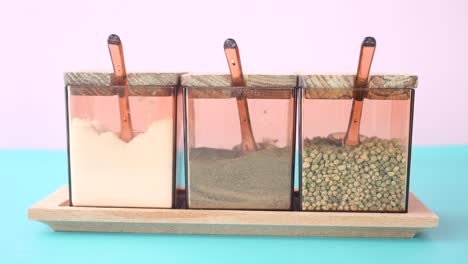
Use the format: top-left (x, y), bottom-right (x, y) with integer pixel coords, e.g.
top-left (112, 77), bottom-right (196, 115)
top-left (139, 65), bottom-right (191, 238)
top-left (69, 118), bottom-right (174, 208)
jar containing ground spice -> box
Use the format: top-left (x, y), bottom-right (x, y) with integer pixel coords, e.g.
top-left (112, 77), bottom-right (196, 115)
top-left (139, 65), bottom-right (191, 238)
top-left (66, 72), bottom-right (178, 208)
top-left (182, 74), bottom-right (297, 210)
top-left (299, 74), bottom-right (417, 213)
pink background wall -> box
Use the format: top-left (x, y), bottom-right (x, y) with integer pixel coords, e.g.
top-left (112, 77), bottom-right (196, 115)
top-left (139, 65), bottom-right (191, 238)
top-left (1, 0), bottom-right (467, 149)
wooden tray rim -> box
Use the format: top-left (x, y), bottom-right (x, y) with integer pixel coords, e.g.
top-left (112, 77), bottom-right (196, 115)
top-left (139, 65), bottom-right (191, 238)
top-left (29, 186), bottom-right (438, 229)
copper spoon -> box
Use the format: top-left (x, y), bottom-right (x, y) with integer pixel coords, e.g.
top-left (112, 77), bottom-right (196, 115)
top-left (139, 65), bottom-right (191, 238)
top-left (108, 34), bottom-right (134, 142)
top-left (224, 38), bottom-right (257, 153)
top-left (328, 36), bottom-right (376, 146)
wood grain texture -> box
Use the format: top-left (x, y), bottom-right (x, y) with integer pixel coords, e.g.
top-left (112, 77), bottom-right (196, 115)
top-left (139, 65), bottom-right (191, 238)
top-left (300, 74), bottom-right (417, 100)
top-left (28, 186), bottom-right (438, 238)
top-left (187, 87), bottom-right (294, 99)
top-left (182, 74), bottom-right (297, 99)
top-left (181, 74), bottom-right (297, 88)
top-left (300, 75), bottom-right (418, 89)
top-left (65, 72), bottom-right (179, 96)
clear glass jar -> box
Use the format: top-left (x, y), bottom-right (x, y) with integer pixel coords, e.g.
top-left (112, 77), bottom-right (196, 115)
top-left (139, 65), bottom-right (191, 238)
top-left (299, 75), bottom-right (417, 213)
top-left (66, 72), bottom-right (178, 208)
top-left (182, 74), bottom-right (297, 210)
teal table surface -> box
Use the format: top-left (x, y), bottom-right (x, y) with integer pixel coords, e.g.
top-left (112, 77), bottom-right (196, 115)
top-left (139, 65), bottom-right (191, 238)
top-left (1, 146), bottom-right (468, 263)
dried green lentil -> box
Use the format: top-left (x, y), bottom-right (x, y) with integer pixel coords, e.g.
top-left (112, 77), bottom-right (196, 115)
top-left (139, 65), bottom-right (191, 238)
top-left (301, 136), bottom-right (408, 212)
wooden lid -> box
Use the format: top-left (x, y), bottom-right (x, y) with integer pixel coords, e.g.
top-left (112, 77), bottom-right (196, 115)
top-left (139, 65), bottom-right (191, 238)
top-left (300, 74), bottom-right (418, 100)
top-left (181, 73), bottom-right (297, 88)
top-left (65, 72), bottom-right (179, 96)
top-left (300, 74), bottom-right (418, 89)
top-left (65, 72), bottom-right (179, 86)
top-left (181, 74), bottom-right (297, 99)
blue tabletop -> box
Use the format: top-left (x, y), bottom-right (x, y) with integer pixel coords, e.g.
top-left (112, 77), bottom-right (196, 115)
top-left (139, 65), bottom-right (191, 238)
top-left (2, 146), bottom-right (468, 263)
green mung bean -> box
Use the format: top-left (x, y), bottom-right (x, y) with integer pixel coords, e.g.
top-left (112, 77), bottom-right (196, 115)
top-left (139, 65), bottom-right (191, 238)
top-left (301, 137), bottom-right (408, 212)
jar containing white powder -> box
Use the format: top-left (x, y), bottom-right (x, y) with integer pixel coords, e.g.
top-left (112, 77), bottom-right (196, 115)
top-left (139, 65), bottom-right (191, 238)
top-left (65, 72), bottom-right (178, 208)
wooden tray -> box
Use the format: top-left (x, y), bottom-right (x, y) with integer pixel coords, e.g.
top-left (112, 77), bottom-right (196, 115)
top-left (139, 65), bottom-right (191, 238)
top-left (28, 185), bottom-right (438, 238)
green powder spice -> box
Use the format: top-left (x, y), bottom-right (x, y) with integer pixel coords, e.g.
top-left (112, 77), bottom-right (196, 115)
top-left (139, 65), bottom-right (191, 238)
top-left (301, 137), bottom-right (408, 212)
top-left (188, 147), bottom-right (293, 210)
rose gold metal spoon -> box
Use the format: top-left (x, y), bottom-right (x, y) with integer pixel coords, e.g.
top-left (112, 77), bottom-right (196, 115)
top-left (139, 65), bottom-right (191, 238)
top-left (224, 38), bottom-right (257, 153)
top-left (328, 36), bottom-right (376, 146)
top-left (108, 34), bottom-right (133, 142)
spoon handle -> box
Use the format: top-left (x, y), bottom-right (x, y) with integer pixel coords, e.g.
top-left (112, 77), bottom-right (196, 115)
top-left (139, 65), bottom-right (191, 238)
top-left (344, 37), bottom-right (376, 146)
top-left (108, 34), bottom-right (133, 142)
top-left (224, 39), bottom-right (257, 153)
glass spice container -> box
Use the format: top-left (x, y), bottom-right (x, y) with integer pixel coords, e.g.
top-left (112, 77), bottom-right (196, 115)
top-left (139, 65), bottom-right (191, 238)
top-left (65, 72), bottom-right (178, 208)
top-left (299, 75), bottom-right (417, 212)
top-left (182, 74), bottom-right (297, 210)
